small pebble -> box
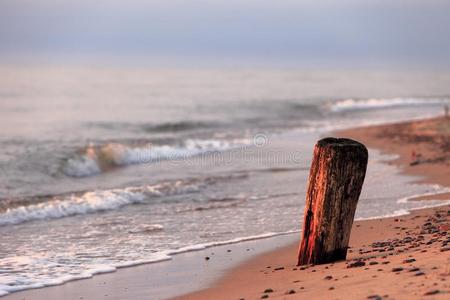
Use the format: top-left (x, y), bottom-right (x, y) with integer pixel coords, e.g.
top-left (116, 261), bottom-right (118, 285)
top-left (347, 261), bottom-right (366, 268)
top-left (286, 290), bottom-right (296, 295)
top-left (423, 290), bottom-right (440, 296)
top-left (263, 288), bottom-right (274, 293)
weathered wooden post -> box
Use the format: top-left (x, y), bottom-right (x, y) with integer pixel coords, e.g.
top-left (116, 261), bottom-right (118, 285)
top-left (297, 137), bottom-right (368, 266)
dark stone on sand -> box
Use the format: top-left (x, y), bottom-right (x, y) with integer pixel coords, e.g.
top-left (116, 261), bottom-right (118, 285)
top-left (381, 261), bottom-right (390, 265)
top-left (205, 256), bottom-right (210, 260)
top-left (261, 295), bottom-right (269, 299)
top-left (403, 258), bottom-right (416, 263)
top-left (274, 267), bottom-right (285, 271)
top-left (329, 287), bottom-right (335, 290)
top-left (423, 290), bottom-right (440, 296)
top-left (440, 246), bottom-right (450, 252)
top-left (367, 295), bottom-right (382, 300)
top-left (324, 275), bottom-right (333, 280)
top-left (286, 290), bottom-right (296, 295)
top-left (347, 261), bottom-right (366, 268)
top-left (263, 288), bottom-right (274, 293)
top-left (414, 271), bottom-right (425, 276)
top-left (392, 267), bottom-right (404, 272)
top-left (408, 267), bottom-right (420, 272)
top-left (227, 249), bottom-right (231, 252)
top-left (369, 261), bottom-right (379, 265)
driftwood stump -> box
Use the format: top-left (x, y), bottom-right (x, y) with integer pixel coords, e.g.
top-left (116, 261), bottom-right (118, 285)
top-left (297, 137), bottom-right (368, 266)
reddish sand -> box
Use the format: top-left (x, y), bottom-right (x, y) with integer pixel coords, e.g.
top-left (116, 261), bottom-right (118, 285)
top-left (178, 117), bottom-right (450, 300)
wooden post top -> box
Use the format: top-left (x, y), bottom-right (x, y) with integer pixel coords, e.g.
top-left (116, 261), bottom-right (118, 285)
top-left (316, 137), bottom-right (368, 150)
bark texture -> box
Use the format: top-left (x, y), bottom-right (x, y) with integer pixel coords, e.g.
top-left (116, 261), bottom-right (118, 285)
top-left (297, 137), bottom-right (368, 266)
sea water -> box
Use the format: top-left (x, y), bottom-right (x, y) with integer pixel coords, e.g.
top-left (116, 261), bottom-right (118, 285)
top-left (0, 67), bottom-right (450, 296)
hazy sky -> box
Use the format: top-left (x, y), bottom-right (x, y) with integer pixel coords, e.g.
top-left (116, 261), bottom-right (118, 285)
top-left (1, 0), bottom-right (450, 68)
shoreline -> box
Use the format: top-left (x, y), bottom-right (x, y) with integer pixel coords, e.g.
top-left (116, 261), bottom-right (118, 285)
top-left (4, 116), bottom-right (450, 300)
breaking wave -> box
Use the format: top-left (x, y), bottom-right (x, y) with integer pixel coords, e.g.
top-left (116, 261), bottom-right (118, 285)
top-left (0, 181), bottom-right (200, 226)
top-left (330, 97), bottom-right (449, 112)
top-left (63, 139), bottom-right (250, 178)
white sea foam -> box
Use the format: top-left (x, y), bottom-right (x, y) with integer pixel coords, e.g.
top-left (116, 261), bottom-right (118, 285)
top-left (0, 264), bottom-right (118, 296)
top-left (0, 230), bottom-right (297, 297)
top-left (64, 155), bottom-right (102, 177)
top-left (0, 182), bottom-right (200, 226)
top-left (63, 139), bottom-right (250, 178)
top-left (128, 224), bottom-right (164, 234)
top-left (330, 97), bottom-right (449, 113)
top-left (396, 185), bottom-right (450, 204)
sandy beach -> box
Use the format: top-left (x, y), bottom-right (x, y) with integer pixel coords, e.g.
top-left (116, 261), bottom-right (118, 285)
top-left (179, 116), bottom-right (450, 300)
top-left (4, 117), bottom-right (450, 300)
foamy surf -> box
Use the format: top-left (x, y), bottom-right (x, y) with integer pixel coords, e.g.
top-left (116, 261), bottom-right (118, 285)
top-left (63, 139), bottom-right (250, 178)
top-left (396, 185), bottom-right (450, 204)
top-left (0, 181), bottom-right (200, 226)
top-left (330, 97), bottom-right (449, 113)
top-left (0, 230), bottom-right (298, 297)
